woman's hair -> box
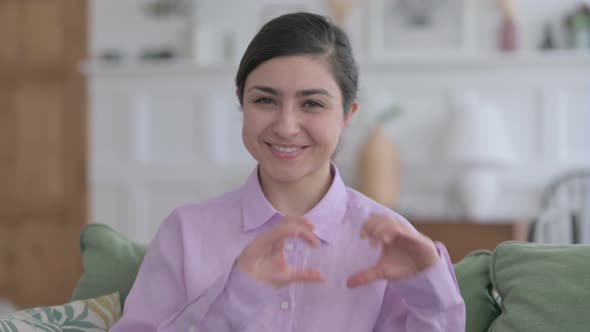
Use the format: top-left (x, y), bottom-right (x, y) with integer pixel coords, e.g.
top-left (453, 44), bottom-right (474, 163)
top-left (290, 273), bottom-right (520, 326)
top-left (235, 12), bottom-right (359, 114)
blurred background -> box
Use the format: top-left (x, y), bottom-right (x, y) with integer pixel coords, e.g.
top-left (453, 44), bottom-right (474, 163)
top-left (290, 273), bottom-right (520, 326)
top-left (1, 0), bottom-right (589, 312)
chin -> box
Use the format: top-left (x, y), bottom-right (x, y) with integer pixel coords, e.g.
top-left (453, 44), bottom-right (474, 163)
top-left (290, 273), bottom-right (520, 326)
top-left (261, 162), bottom-right (309, 184)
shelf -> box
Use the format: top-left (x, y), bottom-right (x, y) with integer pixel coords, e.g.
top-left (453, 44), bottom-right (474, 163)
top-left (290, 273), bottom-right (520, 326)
top-left (81, 50), bottom-right (590, 76)
top-left (80, 59), bottom-right (238, 77)
top-left (361, 50), bottom-right (590, 69)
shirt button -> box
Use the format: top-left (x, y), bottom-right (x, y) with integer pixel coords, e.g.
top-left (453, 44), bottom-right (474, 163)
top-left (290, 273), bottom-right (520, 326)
top-left (285, 243), bottom-right (294, 252)
top-left (280, 301), bottom-right (289, 310)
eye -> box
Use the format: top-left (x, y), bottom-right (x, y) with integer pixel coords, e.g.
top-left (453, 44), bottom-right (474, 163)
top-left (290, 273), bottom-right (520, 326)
top-left (254, 97), bottom-right (276, 105)
top-left (302, 100), bottom-right (324, 109)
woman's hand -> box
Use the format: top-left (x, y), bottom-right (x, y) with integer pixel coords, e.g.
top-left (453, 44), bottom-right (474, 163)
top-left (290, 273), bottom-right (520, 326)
top-left (236, 216), bottom-right (326, 288)
top-left (347, 214), bottom-right (439, 288)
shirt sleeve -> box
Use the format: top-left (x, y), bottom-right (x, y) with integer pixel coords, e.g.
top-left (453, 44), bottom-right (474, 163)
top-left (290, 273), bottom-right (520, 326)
top-left (109, 210), bottom-right (277, 332)
top-left (373, 242), bottom-right (466, 332)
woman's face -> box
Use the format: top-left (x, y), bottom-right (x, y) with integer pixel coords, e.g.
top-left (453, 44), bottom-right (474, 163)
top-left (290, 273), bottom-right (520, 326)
top-left (241, 55), bottom-right (357, 185)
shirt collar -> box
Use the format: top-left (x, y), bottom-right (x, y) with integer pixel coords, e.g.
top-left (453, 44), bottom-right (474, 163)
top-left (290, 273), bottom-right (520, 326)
top-left (241, 164), bottom-right (348, 244)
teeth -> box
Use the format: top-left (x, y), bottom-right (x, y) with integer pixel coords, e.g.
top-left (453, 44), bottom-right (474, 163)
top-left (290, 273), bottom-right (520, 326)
top-left (272, 145), bottom-right (302, 153)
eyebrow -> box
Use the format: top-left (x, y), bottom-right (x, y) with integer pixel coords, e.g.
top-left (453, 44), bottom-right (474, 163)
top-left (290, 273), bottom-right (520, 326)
top-left (247, 85), bottom-right (333, 98)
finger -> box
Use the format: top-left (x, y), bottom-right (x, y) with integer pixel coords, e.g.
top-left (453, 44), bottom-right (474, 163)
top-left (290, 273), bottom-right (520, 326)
top-left (363, 216), bottom-right (389, 245)
top-left (273, 217), bottom-right (314, 250)
top-left (385, 218), bottom-right (431, 247)
top-left (288, 268), bottom-right (327, 283)
top-left (297, 226), bottom-right (322, 247)
top-left (346, 265), bottom-right (384, 288)
top-left (273, 252), bottom-right (288, 268)
top-left (366, 214), bottom-right (413, 232)
top-left (376, 220), bottom-right (402, 245)
top-left (259, 223), bottom-right (300, 246)
top-left (288, 216), bottom-right (320, 244)
top-left (361, 215), bottom-right (381, 238)
top-left (369, 237), bottom-right (380, 247)
top-left (283, 217), bottom-right (316, 245)
top-left (395, 229), bottom-right (435, 252)
top-left (365, 215), bottom-right (408, 245)
top-left (360, 216), bottom-right (380, 245)
top-left (284, 215), bottom-right (314, 229)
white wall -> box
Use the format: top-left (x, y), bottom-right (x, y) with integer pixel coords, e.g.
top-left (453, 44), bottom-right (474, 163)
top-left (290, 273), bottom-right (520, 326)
top-left (88, 0), bottom-right (590, 243)
top-left (86, 56), bottom-right (590, 243)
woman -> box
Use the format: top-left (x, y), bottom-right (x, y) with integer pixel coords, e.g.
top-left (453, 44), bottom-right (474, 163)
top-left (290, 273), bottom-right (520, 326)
top-left (111, 12), bottom-right (465, 332)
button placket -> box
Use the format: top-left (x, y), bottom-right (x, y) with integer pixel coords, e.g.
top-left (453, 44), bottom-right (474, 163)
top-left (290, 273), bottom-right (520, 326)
top-left (280, 240), bottom-right (295, 320)
top-left (284, 240), bottom-right (297, 266)
top-left (285, 242), bottom-right (294, 252)
top-left (280, 301), bottom-right (290, 311)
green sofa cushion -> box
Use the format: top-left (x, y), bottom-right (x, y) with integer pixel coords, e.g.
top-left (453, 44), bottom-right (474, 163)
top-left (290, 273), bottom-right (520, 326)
top-left (489, 241), bottom-right (590, 331)
top-left (70, 224), bottom-right (147, 307)
top-left (453, 250), bottom-right (500, 332)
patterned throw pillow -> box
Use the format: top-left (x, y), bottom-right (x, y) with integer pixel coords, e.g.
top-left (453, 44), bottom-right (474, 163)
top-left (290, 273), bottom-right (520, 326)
top-left (0, 292), bottom-right (120, 332)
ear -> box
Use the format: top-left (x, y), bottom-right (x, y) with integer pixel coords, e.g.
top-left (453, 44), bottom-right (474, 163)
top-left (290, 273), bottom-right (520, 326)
top-left (343, 100), bottom-right (359, 128)
top-left (235, 87), bottom-right (240, 100)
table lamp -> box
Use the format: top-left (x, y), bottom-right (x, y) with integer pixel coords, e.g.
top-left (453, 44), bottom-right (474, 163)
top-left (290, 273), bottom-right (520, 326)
top-left (443, 93), bottom-right (516, 220)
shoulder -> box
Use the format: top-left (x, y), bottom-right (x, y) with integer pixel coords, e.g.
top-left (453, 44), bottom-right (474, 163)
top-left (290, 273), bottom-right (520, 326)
top-left (173, 189), bottom-right (242, 221)
top-left (345, 187), bottom-right (414, 229)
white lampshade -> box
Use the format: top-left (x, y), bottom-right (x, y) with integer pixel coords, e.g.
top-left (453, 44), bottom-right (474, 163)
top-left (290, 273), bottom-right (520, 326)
top-left (443, 93), bottom-right (516, 167)
top-left (442, 93), bottom-right (517, 220)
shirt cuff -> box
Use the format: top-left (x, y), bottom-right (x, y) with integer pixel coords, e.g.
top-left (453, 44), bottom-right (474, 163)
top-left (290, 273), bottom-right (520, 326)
top-left (387, 242), bottom-right (464, 310)
top-left (208, 266), bottom-right (278, 327)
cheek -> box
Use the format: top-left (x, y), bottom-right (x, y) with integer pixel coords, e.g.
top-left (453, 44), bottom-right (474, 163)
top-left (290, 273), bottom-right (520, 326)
top-left (307, 117), bottom-right (344, 147)
top-left (242, 111), bottom-right (256, 143)
top-left (242, 109), bottom-right (269, 141)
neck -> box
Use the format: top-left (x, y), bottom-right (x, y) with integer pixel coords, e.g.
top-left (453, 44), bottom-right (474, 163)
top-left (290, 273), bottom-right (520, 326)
top-left (259, 163), bottom-right (334, 216)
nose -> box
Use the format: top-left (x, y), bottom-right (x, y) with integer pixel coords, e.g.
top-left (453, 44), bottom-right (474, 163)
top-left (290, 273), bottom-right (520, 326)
top-left (272, 106), bottom-right (300, 138)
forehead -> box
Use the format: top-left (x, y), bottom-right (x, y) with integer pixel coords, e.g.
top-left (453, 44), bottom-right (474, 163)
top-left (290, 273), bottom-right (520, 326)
top-left (245, 55), bottom-right (339, 94)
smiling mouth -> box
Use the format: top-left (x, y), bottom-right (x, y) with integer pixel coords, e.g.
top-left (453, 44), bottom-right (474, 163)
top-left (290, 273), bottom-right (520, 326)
top-left (266, 143), bottom-right (308, 155)
top-left (271, 145), bottom-right (303, 152)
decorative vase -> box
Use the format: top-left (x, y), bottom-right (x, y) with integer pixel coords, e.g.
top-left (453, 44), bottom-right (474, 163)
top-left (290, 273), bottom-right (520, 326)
top-left (357, 125), bottom-right (400, 208)
top-left (500, 18), bottom-right (518, 51)
top-left (497, 0), bottom-right (518, 51)
top-left (323, 0), bottom-right (366, 27)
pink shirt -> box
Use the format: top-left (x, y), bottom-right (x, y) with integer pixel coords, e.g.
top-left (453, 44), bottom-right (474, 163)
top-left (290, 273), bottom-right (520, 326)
top-left (111, 166), bottom-right (465, 331)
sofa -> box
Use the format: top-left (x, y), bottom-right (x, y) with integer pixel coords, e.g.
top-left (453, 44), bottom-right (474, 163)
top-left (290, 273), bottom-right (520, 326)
top-left (2, 223), bottom-right (590, 331)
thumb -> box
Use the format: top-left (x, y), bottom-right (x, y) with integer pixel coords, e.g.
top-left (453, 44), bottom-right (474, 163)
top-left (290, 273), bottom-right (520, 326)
top-left (287, 268), bottom-right (327, 284)
top-left (346, 265), bottom-right (383, 288)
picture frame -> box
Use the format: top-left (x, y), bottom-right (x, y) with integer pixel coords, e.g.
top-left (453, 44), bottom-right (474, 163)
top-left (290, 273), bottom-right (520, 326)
top-left (367, 0), bottom-right (474, 60)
